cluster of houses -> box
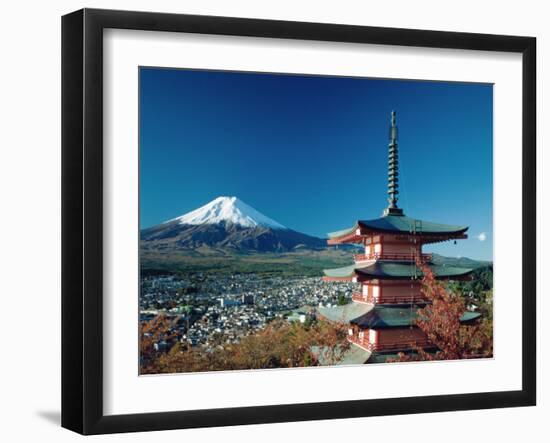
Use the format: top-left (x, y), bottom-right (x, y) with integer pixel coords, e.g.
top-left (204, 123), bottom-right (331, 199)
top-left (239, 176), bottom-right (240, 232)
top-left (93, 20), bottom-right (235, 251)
top-left (140, 273), bottom-right (357, 352)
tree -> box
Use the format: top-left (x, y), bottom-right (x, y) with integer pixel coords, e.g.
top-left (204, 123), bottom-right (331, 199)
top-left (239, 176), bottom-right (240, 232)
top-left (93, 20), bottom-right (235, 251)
top-left (139, 314), bottom-right (180, 370)
top-left (389, 260), bottom-right (493, 362)
top-left (337, 293), bottom-right (348, 306)
top-left (140, 317), bottom-right (350, 374)
top-left (448, 266), bottom-right (493, 319)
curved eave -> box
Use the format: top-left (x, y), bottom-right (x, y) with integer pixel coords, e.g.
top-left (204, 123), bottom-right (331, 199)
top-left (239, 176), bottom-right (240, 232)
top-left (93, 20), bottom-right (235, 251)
top-left (326, 216), bottom-right (469, 245)
top-left (324, 262), bottom-right (475, 281)
top-left (358, 215), bottom-right (468, 237)
top-left (358, 223), bottom-right (469, 237)
top-left (419, 233), bottom-right (469, 245)
top-left (311, 345), bottom-right (372, 365)
top-left (327, 224), bottom-right (363, 245)
top-left (352, 306), bottom-right (482, 329)
top-left (318, 303), bottom-right (373, 324)
top-left (352, 306), bottom-right (420, 328)
top-left (323, 264), bottom-right (358, 280)
top-left (354, 263), bottom-right (475, 281)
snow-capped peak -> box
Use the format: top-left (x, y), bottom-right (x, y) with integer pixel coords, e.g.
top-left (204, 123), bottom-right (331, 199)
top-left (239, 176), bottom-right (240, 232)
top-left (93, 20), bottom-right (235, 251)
top-left (169, 196), bottom-right (287, 230)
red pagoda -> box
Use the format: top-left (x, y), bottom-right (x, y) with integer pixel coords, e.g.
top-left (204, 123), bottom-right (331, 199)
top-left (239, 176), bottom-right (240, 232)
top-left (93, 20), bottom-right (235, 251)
top-left (319, 111), bottom-right (480, 364)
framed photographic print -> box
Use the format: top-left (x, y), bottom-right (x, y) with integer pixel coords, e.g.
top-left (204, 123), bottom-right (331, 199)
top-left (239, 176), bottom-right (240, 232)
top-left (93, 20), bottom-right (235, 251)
top-left (61, 8), bottom-right (536, 435)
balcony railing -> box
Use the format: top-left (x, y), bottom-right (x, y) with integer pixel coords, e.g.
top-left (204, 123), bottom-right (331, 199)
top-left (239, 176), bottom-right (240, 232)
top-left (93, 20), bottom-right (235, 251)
top-left (348, 335), bottom-right (431, 352)
top-left (352, 292), bottom-right (428, 305)
top-left (353, 252), bottom-right (432, 262)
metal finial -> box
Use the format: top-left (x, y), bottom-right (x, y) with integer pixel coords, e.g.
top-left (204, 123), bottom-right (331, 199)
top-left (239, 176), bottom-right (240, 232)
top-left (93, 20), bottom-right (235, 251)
top-left (383, 111), bottom-right (404, 216)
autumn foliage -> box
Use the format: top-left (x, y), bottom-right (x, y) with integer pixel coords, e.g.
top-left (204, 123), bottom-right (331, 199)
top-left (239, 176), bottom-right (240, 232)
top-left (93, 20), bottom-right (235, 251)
top-left (389, 260), bottom-right (493, 362)
top-left (141, 259), bottom-right (493, 372)
top-left (140, 316), bottom-right (350, 374)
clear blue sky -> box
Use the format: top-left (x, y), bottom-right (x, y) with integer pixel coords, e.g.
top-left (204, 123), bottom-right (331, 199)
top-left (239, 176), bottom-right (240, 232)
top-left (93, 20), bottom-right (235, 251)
top-left (140, 67), bottom-right (493, 261)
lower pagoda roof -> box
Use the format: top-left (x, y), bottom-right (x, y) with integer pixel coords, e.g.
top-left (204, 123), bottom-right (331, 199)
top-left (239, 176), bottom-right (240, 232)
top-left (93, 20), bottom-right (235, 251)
top-left (318, 303), bottom-right (373, 324)
top-left (318, 304), bottom-right (481, 329)
top-left (311, 345), bottom-right (372, 365)
top-left (323, 261), bottom-right (474, 281)
top-left (327, 214), bottom-right (468, 244)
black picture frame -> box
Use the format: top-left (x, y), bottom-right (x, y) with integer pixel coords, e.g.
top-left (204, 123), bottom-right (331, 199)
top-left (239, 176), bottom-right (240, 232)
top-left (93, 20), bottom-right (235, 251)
top-left (62, 8), bottom-right (536, 435)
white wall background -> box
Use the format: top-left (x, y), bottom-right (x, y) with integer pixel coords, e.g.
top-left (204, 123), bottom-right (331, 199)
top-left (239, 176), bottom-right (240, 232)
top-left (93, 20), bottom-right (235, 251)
top-left (0, 0), bottom-right (545, 441)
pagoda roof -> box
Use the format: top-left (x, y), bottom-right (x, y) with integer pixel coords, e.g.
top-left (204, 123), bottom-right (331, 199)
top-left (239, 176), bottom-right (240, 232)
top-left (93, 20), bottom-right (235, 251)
top-left (354, 306), bottom-right (480, 328)
top-left (318, 304), bottom-right (481, 329)
top-left (327, 214), bottom-right (468, 243)
top-left (318, 302), bottom-right (373, 324)
top-left (310, 345), bottom-right (371, 365)
top-left (323, 261), bottom-right (474, 280)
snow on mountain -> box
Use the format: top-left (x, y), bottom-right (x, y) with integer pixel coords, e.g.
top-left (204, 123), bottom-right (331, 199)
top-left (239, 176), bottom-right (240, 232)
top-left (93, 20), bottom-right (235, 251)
top-left (142, 196), bottom-right (327, 252)
top-left (169, 196), bottom-right (287, 230)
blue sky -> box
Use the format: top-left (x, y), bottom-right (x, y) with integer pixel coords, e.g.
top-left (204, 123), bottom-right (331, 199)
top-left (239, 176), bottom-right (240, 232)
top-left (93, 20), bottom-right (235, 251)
top-left (140, 67), bottom-right (493, 261)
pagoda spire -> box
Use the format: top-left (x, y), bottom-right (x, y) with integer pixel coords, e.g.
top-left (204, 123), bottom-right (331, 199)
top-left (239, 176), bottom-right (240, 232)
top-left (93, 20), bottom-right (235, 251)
top-left (383, 111), bottom-right (404, 216)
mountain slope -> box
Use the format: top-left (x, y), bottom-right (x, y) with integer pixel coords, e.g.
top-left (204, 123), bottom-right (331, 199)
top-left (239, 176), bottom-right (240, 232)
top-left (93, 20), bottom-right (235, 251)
top-left (431, 253), bottom-right (492, 269)
top-left (141, 221), bottom-right (326, 252)
top-left (141, 196), bottom-right (326, 253)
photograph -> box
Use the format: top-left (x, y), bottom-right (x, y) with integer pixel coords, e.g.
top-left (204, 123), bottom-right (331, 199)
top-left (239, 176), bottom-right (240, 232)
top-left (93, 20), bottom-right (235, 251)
top-left (138, 67), bottom-right (494, 374)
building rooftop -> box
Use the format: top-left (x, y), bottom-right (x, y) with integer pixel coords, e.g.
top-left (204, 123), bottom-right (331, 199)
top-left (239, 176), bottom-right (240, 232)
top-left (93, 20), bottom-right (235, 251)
top-left (317, 302), bottom-right (373, 324)
top-left (311, 345), bottom-right (372, 365)
top-left (318, 304), bottom-right (481, 329)
top-left (323, 261), bottom-right (474, 280)
top-left (327, 214), bottom-right (468, 243)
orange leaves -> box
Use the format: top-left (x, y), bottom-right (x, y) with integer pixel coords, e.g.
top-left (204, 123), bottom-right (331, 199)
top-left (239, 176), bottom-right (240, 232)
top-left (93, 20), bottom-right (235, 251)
top-left (389, 259), bottom-right (493, 363)
top-left (140, 317), bottom-right (350, 374)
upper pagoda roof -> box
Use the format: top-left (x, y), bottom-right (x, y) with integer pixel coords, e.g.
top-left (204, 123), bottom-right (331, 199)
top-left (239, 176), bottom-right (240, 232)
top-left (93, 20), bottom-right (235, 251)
top-left (327, 214), bottom-right (468, 243)
top-left (318, 304), bottom-right (481, 329)
top-left (323, 261), bottom-right (474, 281)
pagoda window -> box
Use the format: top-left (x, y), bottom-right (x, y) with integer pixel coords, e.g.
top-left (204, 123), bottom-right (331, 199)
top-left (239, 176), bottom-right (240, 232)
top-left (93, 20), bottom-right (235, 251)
top-left (365, 245), bottom-right (372, 256)
top-left (374, 243), bottom-right (382, 254)
top-left (348, 328), bottom-right (354, 336)
top-left (362, 285), bottom-right (369, 296)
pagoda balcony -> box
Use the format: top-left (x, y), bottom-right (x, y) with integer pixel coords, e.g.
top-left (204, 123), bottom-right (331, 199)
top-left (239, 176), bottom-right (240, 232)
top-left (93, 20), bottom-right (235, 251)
top-left (352, 292), bottom-right (375, 304)
top-left (353, 252), bottom-right (432, 263)
top-left (348, 335), bottom-right (431, 352)
top-left (352, 292), bottom-right (428, 305)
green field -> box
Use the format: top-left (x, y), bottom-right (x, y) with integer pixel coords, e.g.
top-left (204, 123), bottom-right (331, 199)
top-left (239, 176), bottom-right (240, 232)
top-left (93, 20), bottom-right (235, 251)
top-left (140, 247), bottom-right (355, 278)
top-left (141, 245), bottom-right (492, 280)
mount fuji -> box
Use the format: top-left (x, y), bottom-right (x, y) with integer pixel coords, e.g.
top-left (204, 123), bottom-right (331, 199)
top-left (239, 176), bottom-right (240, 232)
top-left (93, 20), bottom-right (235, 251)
top-left (169, 196), bottom-right (287, 230)
top-left (140, 196), bottom-right (326, 253)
